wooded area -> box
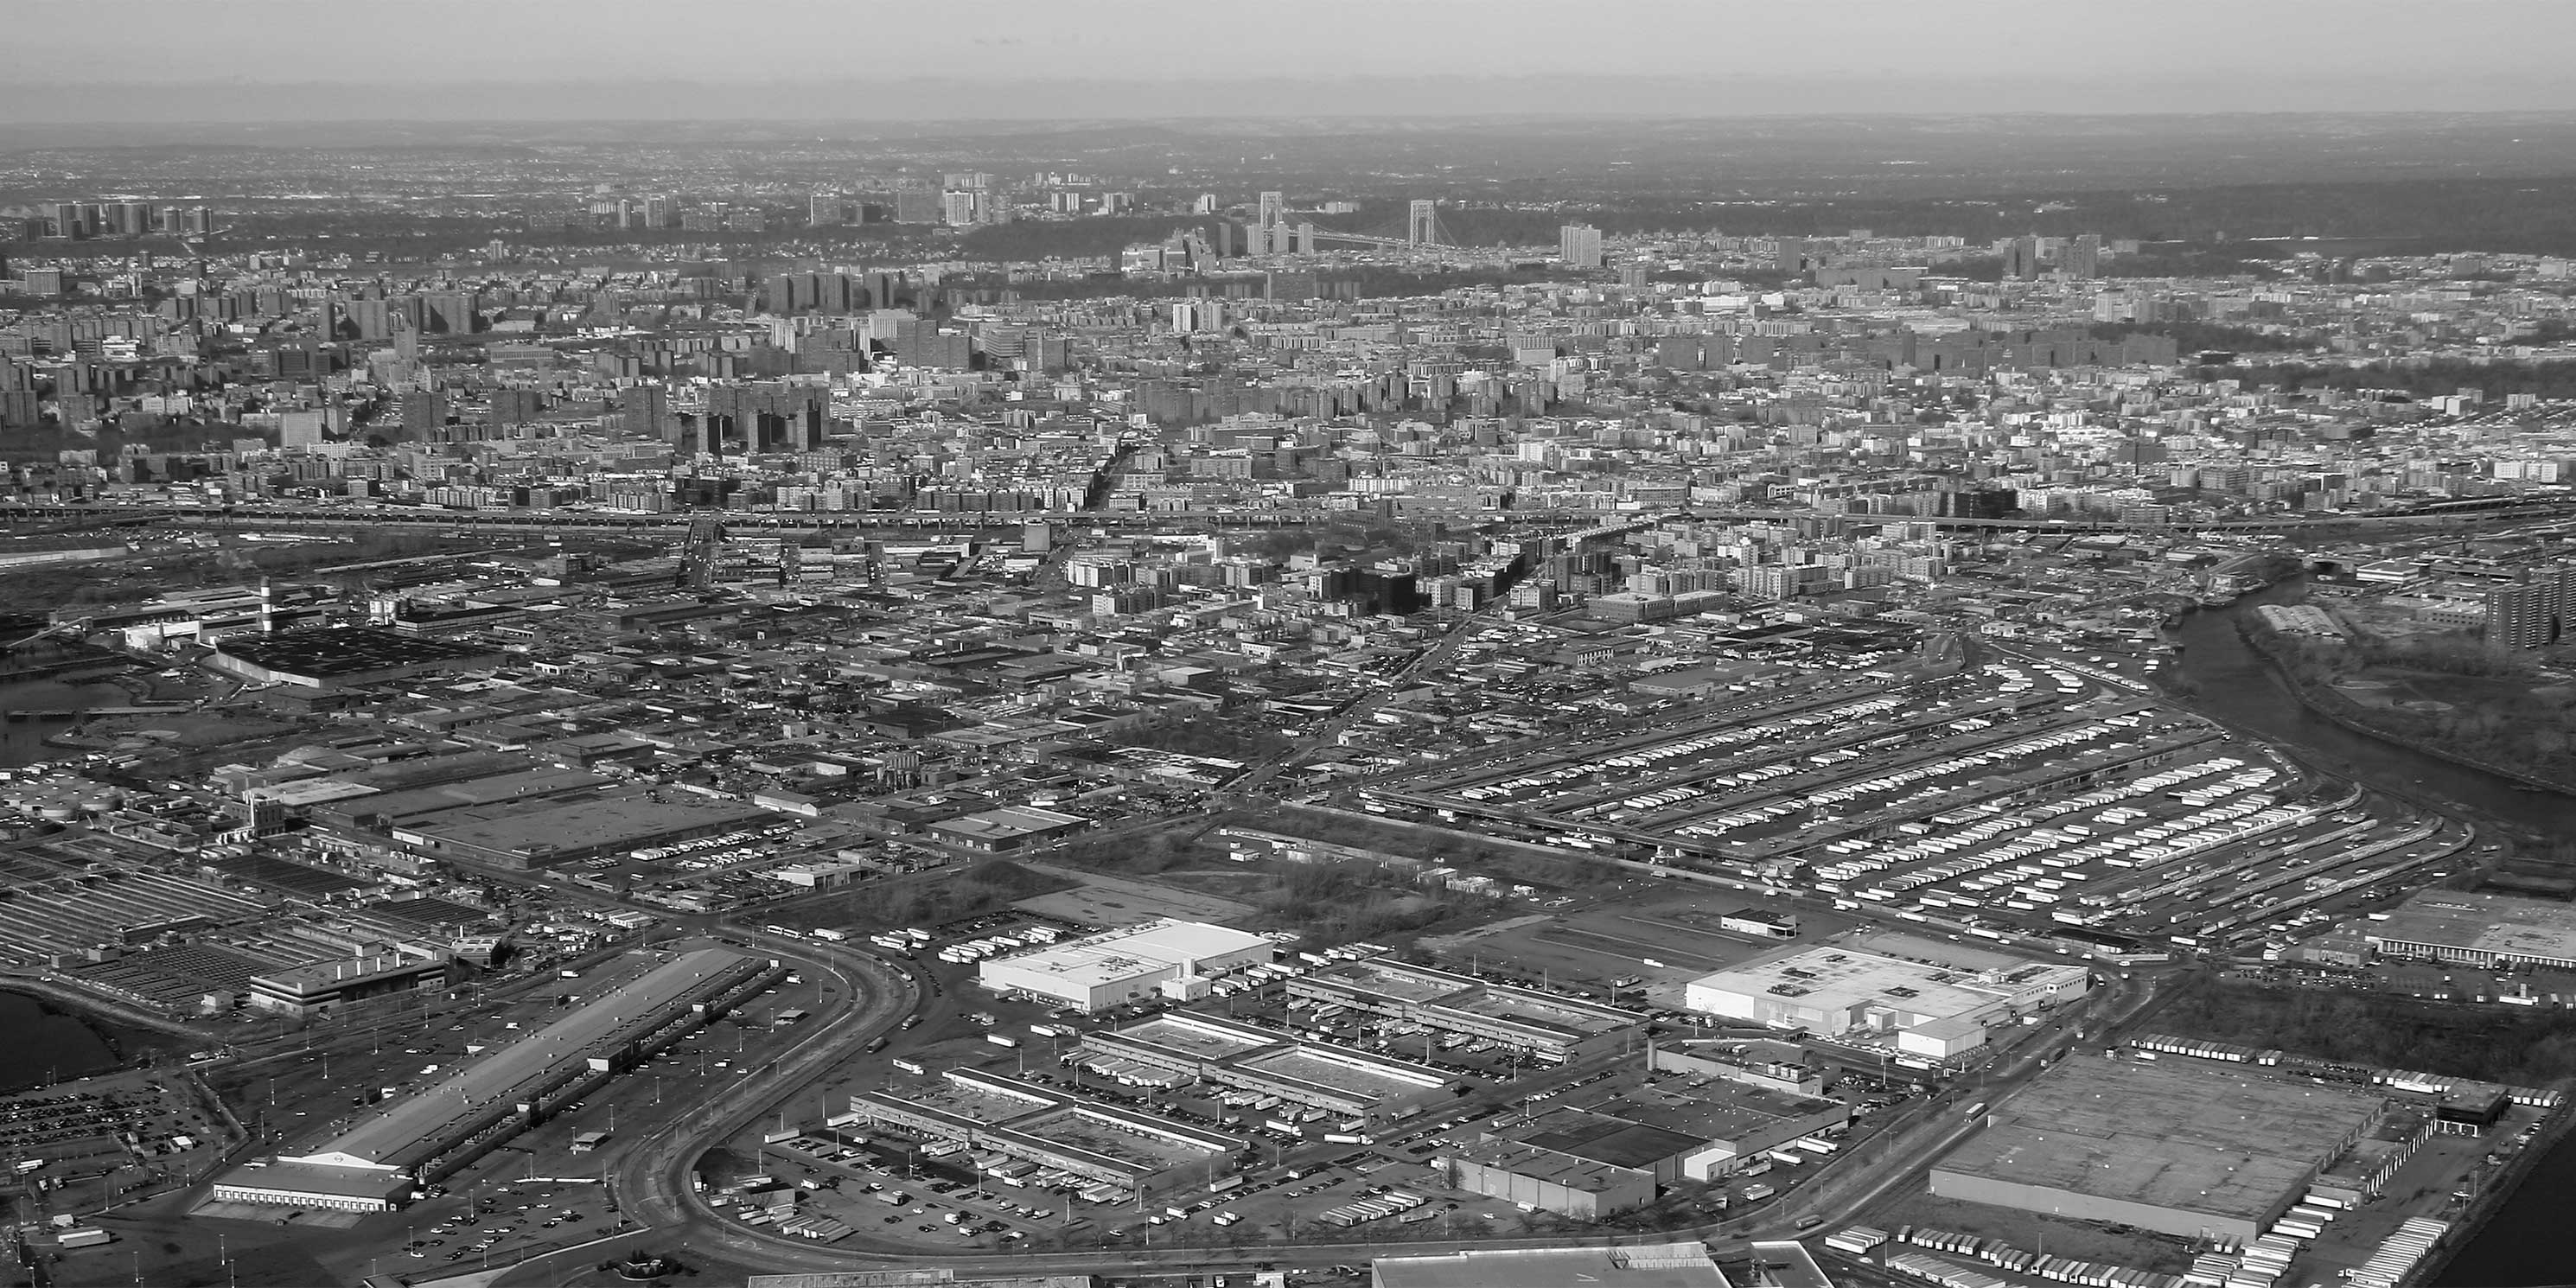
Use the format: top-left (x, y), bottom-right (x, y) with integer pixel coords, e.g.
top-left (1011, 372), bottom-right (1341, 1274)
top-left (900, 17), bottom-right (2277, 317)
top-left (2155, 973), bottom-right (2576, 1086)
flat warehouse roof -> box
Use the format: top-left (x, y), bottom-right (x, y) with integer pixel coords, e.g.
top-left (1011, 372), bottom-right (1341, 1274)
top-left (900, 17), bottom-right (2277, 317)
top-left (1116, 1016), bottom-right (1267, 1059)
top-left (1304, 958), bottom-right (1644, 1034)
top-left (2369, 889), bottom-right (2576, 960)
top-left (218, 1160), bottom-right (410, 1201)
top-left (1373, 1244), bottom-right (1731, 1288)
top-left (1310, 959), bottom-right (1461, 1004)
top-left (1014, 1108), bottom-right (1222, 1168)
top-left (348, 768), bottom-right (614, 822)
top-left (1445, 1138), bottom-right (1646, 1192)
top-left (1589, 1084), bottom-right (1840, 1143)
top-left (290, 947), bottom-right (756, 1170)
top-left (214, 628), bottom-right (498, 676)
top-left (251, 953), bottom-right (443, 998)
top-left (982, 917), bottom-right (1267, 986)
top-left (1237, 1048), bottom-right (1439, 1100)
top-left (1691, 941), bottom-right (2083, 1023)
top-left (1513, 1109), bottom-right (1706, 1170)
top-left (1933, 1058), bottom-right (2388, 1225)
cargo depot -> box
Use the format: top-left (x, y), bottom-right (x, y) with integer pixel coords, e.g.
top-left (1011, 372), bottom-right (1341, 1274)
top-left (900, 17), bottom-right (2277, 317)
top-left (211, 947), bottom-right (780, 1212)
top-left (1929, 1057), bottom-right (2420, 1244)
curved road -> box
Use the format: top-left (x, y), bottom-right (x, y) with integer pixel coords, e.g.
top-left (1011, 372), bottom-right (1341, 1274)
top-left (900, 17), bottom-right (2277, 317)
top-left (507, 927), bottom-right (2175, 1285)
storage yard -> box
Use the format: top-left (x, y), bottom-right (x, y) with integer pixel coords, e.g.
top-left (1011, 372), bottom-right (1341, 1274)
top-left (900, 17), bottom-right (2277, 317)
top-left (1366, 665), bottom-right (2464, 957)
top-left (208, 945), bottom-right (779, 1212)
top-left (1930, 1057), bottom-right (2396, 1243)
top-left (1839, 1036), bottom-right (2548, 1288)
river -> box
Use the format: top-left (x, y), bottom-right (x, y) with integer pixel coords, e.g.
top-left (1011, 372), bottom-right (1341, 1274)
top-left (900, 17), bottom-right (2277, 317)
top-left (0, 991), bottom-right (154, 1090)
top-left (2164, 583), bottom-right (2576, 837)
top-left (2166, 589), bottom-right (2574, 1285)
top-left (0, 677), bottom-right (129, 769)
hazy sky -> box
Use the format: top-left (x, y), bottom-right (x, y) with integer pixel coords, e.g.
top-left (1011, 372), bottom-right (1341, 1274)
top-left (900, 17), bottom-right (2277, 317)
top-left (7, 0), bottom-right (2576, 121)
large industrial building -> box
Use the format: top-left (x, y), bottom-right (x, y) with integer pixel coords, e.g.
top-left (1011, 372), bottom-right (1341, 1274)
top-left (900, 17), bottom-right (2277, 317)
top-left (2362, 889), bottom-right (2576, 970)
top-left (1684, 934), bottom-right (2091, 1058)
top-left (1371, 1241), bottom-right (1736, 1288)
top-left (1439, 1137), bottom-right (1660, 1221)
top-left (1080, 1011), bottom-right (1455, 1121)
top-left (1288, 958), bottom-right (1647, 1064)
top-left (1433, 1073), bottom-right (1846, 1218)
top-left (977, 918), bottom-right (1273, 1012)
top-left (245, 952), bottom-right (454, 1017)
top-left (1930, 1057), bottom-right (2406, 1242)
top-left (211, 947), bottom-right (776, 1212)
top-left (845, 1067), bottom-right (1247, 1196)
top-left (207, 628), bottom-right (503, 690)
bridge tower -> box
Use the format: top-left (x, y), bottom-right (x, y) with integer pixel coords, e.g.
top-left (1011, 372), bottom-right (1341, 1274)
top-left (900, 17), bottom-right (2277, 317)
top-left (1407, 200), bottom-right (1439, 246)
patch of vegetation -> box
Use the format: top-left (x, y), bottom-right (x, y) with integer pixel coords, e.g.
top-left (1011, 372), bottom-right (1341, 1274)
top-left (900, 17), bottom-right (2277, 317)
top-left (2088, 320), bottom-right (2309, 353)
top-left (1256, 858), bottom-right (1457, 945)
top-left (814, 858), bottom-right (1066, 931)
top-left (2224, 357), bottom-right (2576, 403)
top-left (1266, 805), bottom-right (1624, 890)
top-left (2153, 973), bottom-right (2576, 1085)
top-left (2241, 615), bottom-right (2576, 782)
top-left (1106, 713), bottom-right (1296, 763)
top-left (1055, 828), bottom-right (1211, 876)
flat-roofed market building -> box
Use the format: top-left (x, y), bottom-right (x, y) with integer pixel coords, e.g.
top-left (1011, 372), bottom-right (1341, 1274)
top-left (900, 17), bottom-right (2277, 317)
top-left (1929, 1056), bottom-right (2404, 1243)
top-left (1288, 957), bottom-right (1646, 1063)
top-left (845, 1068), bottom-right (1247, 1196)
top-left (211, 947), bottom-right (776, 1212)
top-left (1080, 1011), bottom-right (1455, 1121)
top-left (977, 917), bottom-right (1272, 1011)
top-left (2362, 889), bottom-right (2576, 970)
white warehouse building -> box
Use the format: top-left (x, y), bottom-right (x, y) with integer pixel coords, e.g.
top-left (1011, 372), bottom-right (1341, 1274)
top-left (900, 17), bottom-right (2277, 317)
top-left (978, 918), bottom-right (1274, 1012)
top-left (1683, 936), bottom-right (2091, 1059)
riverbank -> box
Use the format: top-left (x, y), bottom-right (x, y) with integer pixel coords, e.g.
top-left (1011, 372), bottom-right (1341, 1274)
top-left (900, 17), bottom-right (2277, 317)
top-left (2161, 592), bottom-right (2576, 1281)
top-left (2426, 1100), bottom-right (2576, 1287)
top-left (0, 988), bottom-right (191, 1094)
top-left (2232, 616), bottom-right (2576, 798)
top-left (2162, 590), bottom-right (2576, 838)
top-left (3, 974), bottom-right (228, 1053)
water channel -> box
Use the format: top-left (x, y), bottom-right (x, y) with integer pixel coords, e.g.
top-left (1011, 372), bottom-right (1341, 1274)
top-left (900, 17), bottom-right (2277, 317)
top-left (0, 678), bottom-right (130, 770)
top-left (2163, 583), bottom-right (2576, 836)
top-left (2165, 587), bottom-right (2572, 1285)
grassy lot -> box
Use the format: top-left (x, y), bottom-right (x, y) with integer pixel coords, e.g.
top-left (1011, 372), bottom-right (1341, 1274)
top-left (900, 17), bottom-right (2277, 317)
top-left (2151, 972), bottom-right (2576, 1085)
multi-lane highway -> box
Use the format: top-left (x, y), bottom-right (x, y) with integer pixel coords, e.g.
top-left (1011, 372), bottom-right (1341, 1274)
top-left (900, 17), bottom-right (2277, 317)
top-left (16, 494), bottom-right (2576, 542)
